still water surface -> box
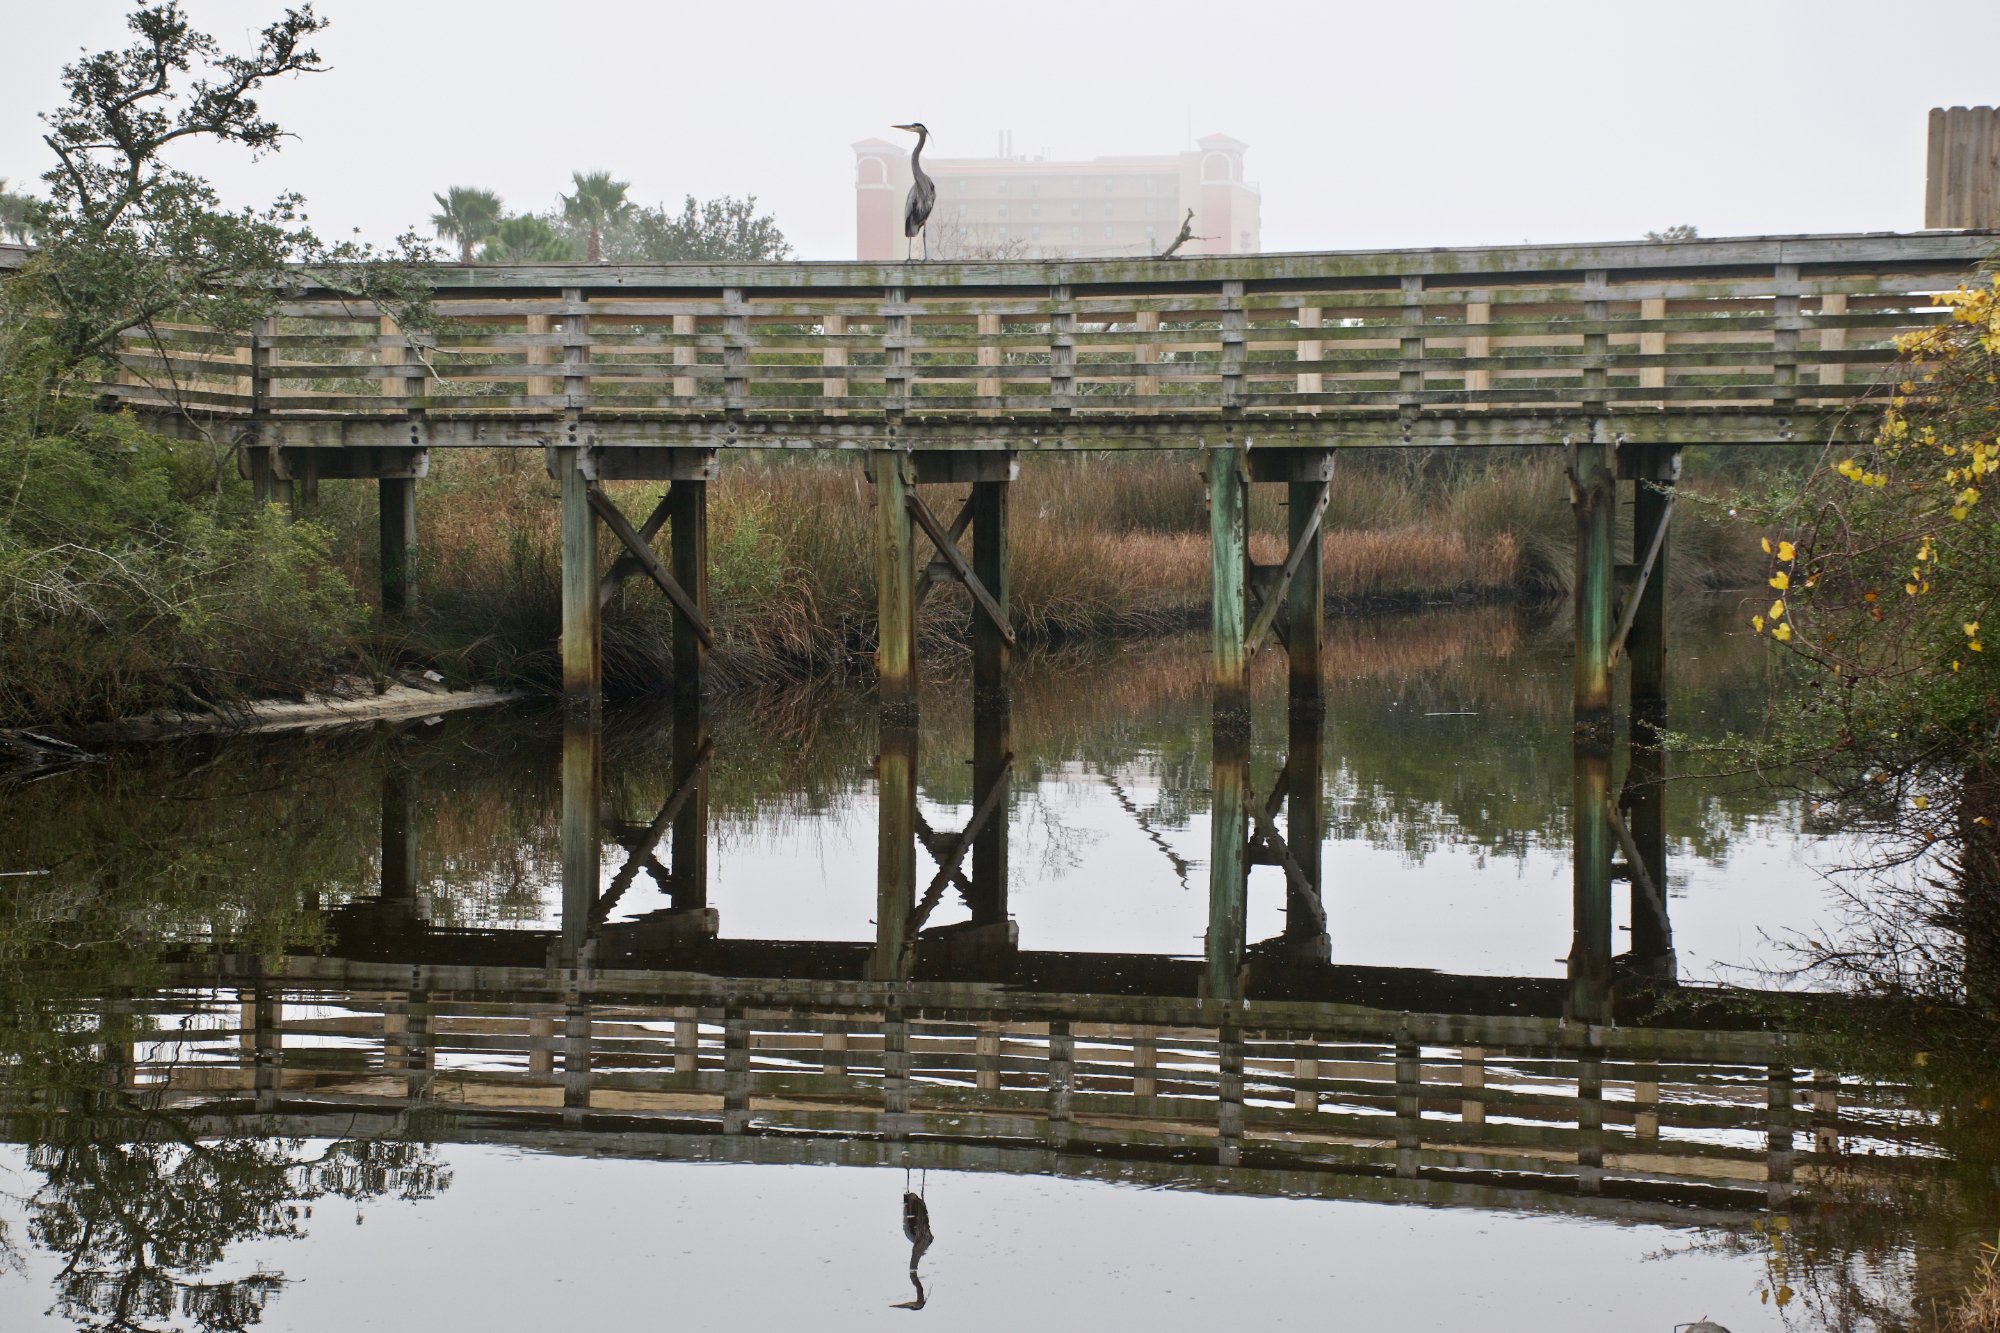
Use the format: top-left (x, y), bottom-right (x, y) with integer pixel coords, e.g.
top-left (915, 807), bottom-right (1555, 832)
top-left (0, 605), bottom-right (1986, 1331)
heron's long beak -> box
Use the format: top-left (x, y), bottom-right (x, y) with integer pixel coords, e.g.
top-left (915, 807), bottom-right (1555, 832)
top-left (892, 123), bottom-right (921, 133)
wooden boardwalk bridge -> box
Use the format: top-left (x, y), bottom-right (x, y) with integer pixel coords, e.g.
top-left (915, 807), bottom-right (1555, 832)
top-left (11, 226), bottom-right (1997, 1009)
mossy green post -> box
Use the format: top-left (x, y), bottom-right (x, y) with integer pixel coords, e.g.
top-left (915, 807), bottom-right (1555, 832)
top-left (1287, 468), bottom-right (1328, 954)
top-left (560, 712), bottom-right (601, 973)
top-left (1207, 445), bottom-right (1249, 1001)
top-left (873, 721), bottom-right (918, 983)
top-left (972, 472), bottom-right (1010, 928)
top-left (874, 450), bottom-right (917, 726)
top-left (1569, 431), bottom-right (1616, 1021)
top-left (556, 447), bottom-right (600, 705)
top-left (379, 477), bottom-right (416, 616)
top-left (1628, 445), bottom-right (1678, 970)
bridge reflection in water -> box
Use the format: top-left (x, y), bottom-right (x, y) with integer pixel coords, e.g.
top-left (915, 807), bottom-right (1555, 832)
top-left (117, 692), bottom-right (1920, 1235)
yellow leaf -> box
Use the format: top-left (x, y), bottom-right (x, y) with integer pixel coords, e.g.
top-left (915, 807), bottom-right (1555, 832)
top-left (1769, 599), bottom-right (1786, 620)
top-left (1777, 540), bottom-right (1796, 561)
top-left (1973, 641), bottom-right (1984, 652)
top-left (1769, 571), bottom-right (1790, 591)
top-left (1915, 1051), bottom-right (1930, 1066)
top-left (1773, 623), bottom-right (1793, 642)
top-left (1751, 615), bottom-right (1765, 634)
top-left (1761, 536), bottom-right (1772, 554)
top-left (1967, 622), bottom-right (1981, 637)
top-left (1915, 795), bottom-right (1930, 809)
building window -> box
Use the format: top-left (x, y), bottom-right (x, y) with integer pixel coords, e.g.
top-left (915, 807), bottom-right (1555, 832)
top-left (998, 227), bottom-right (1008, 239)
top-left (957, 178), bottom-right (969, 193)
top-left (1144, 200), bottom-right (1155, 217)
top-left (1070, 226), bottom-right (1081, 240)
top-left (958, 203), bottom-right (967, 218)
top-left (998, 203), bottom-right (1009, 218)
top-left (998, 180), bottom-right (1009, 194)
top-left (1104, 203), bottom-right (1114, 217)
top-left (1030, 202), bottom-right (1040, 217)
top-left (1070, 201), bottom-right (1081, 217)
top-left (1030, 180), bottom-right (1040, 196)
top-left (1031, 227), bottom-right (1041, 240)
top-left (1240, 230), bottom-right (1253, 251)
top-left (1103, 225), bottom-right (1113, 240)
top-left (1104, 179), bottom-right (1114, 192)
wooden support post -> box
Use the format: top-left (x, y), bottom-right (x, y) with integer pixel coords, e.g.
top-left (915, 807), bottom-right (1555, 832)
top-left (528, 1013), bottom-right (556, 1077)
top-left (821, 1025), bottom-right (848, 1078)
top-left (1628, 445), bottom-right (1679, 972)
top-left (1285, 457), bottom-right (1329, 958)
top-left (883, 1010), bottom-right (912, 1129)
top-left (559, 712), bottom-right (602, 973)
top-left (248, 316), bottom-right (290, 512)
top-left (251, 984), bottom-right (281, 1114)
top-left (1464, 298), bottom-right (1491, 408)
top-left (972, 470), bottom-right (1011, 929)
top-left (675, 1010), bottom-right (699, 1074)
top-left (1634, 1059), bottom-right (1661, 1140)
top-left (975, 1024), bottom-right (1002, 1092)
top-left (1296, 304), bottom-right (1323, 397)
top-left (1135, 308), bottom-right (1161, 413)
top-left (1209, 446), bottom-right (1249, 721)
top-left (380, 760), bottom-right (419, 913)
top-left (669, 477), bottom-right (709, 700)
top-left (1048, 1020), bottom-right (1075, 1149)
top-left (1207, 723), bottom-right (1249, 1004)
top-left (401, 990), bottom-right (433, 1104)
top-left (1577, 1053), bottom-right (1605, 1196)
top-left (1639, 296), bottom-right (1667, 408)
top-left (1460, 1046), bottom-right (1487, 1126)
top-left (1570, 426), bottom-right (1616, 1023)
top-left (379, 475), bottom-right (417, 616)
top-left (872, 721), bottom-right (918, 983)
top-left (1294, 1040), bottom-right (1319, 1112)
top-left (1818, 292), bottom-right (1849, 402)
top-left (1132, 1026), bottom-right (1158, 1097)
top-left (1217, 1025), bottom-right (1244, 1167)
top-left (873, 450), bottom-right (918, 725)
top-left (562, 997), bottom-right (591, 1123)
top-left (555, 447), bottom-right (600, 704)
top-left (1811, 1072), bottom-right (1840, 1155)
top-left (820, 312), bottom-right (846, 413)
top-left (722, 1008), bottom-right (751, 1133)
top-left (976, 312), bottom-right (1002, 416)
top-left (1767, 1063), bottom-right (1798, 1205)
top-left (1394, 1036), bottom-right (1421, 1178)
top-left (670, 688), bottom-right (709, 916)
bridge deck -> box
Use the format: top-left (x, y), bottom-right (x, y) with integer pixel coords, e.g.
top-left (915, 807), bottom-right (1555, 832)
top-left (57, 229), bottom-right (1995, 450)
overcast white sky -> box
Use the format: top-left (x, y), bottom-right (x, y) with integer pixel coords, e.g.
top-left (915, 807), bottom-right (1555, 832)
top-left (3, 0), bottom-right (1996, 259)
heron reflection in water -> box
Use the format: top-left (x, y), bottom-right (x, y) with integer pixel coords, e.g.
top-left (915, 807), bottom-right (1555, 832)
top-left (893, 1168), bottom-right (935, 1310)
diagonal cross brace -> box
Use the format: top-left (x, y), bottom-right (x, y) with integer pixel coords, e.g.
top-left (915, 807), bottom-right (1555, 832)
top-left (599, 485), bottom-right (674, 610)
top-left (913, 811), bottom-right (974, 900)
top-left (1245, 479), bottom-right (1331, 655)
top-left (1243, 765), bottom-right (1327, 935)
top-left (914, 495), bottom-right (976, 610)
top-left (1607, 488), bottom-right (1676, 670)
top-left (594, 738), bottom-right (715, 925)
top-left (906, 489), bottom-right (1016, 647)
top-left (908, 753), bottom-right (1014, 938)
top-left (585, 483), bottom-right (714, 650)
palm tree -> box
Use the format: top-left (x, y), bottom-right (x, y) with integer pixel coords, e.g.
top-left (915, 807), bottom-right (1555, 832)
top-left (0, 179), bottom-right (39, 245)
top-left (477, 216), bottom-right (577, 264)
top-left (560, 171), bottom-right (632, 263)
top-left (430, 187), bottom-right (504, 264)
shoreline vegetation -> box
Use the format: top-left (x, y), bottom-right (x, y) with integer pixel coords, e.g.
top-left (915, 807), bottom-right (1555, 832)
top-left (2, 436), bottom-right (1777, 732)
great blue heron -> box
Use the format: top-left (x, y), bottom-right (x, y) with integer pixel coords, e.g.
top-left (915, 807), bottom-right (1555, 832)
top-left (892, 122), bottom-right (935, 261)
top-left (892, 1178), bottom-right (934, 1310)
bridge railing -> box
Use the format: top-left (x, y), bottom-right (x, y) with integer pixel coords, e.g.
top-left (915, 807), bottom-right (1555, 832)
top-left (90, 233), bottom-right (1998, 431)
top-left (96, 982), bottom-right (1935, 1209)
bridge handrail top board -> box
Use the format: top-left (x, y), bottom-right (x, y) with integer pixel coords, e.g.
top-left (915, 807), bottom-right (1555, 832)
top-left (7, 230), bottom-right (1997, 290)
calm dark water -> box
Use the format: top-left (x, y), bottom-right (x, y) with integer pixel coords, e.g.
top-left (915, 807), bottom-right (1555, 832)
top-left (0, 604), bottom-right (1991, 1332)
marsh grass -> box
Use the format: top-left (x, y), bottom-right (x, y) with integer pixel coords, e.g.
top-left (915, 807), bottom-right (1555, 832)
top-left (315, 448), bottom-right (1764, 695)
